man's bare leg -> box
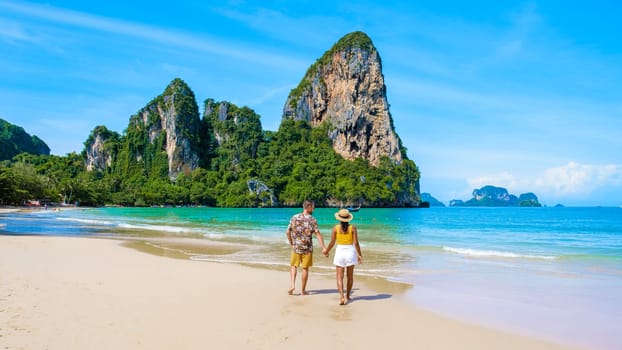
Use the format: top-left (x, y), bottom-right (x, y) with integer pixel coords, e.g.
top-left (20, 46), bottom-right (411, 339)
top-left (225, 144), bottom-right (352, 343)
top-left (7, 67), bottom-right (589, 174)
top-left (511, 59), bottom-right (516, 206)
top-left (346, 265), bottom-right (354, 301)
top-left (301, 267), bottom-right (309, 295)
top-left (336, 266), bottom-right (346, 305)
top-left (289, 266), bottom-right (297, 295)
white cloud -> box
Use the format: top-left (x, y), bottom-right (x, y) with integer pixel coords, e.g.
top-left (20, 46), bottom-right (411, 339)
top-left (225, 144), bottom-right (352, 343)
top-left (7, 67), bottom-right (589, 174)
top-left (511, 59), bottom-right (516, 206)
top-left (535, 162), bottom-right (622, 196)
top-left (0, 0), bottom-right (303, 69)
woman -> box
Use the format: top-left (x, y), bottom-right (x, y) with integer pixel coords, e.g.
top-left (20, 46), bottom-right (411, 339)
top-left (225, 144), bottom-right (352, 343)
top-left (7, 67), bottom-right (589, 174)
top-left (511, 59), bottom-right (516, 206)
top-left (325, 208), bottom-right (363, 305)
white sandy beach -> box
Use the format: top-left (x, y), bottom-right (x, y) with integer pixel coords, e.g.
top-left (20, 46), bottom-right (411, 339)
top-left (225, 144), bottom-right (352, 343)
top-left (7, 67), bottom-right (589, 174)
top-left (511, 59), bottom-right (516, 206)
top-left (0, 235), bottom-right (580, 349)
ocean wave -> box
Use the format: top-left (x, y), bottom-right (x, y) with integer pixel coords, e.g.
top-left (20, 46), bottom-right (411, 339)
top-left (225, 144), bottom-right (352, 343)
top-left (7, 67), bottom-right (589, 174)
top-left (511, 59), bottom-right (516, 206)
top-left (203, 232), bottom-right (226, 240)
top-left (57, 217), bottom-right (206, 235)
top-left (201, 232), bottom-right (285, 245)
top-left (118, 223), bottom-right (200, 234)
top-left (443, 246), bottom-right (558, 260)
top-left (56, 217), bottom-right (115, 226)
top-left (57, 216), bottom-right (286, 241)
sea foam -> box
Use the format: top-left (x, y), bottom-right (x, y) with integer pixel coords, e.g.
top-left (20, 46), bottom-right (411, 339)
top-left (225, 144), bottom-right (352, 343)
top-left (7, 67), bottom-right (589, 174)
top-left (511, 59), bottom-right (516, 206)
top-left (118, 223), bottom-right (199, 234)
top-left (56, 217), bottom-right (115, 226)
top-left (443, 246), bottom-right (557, 260)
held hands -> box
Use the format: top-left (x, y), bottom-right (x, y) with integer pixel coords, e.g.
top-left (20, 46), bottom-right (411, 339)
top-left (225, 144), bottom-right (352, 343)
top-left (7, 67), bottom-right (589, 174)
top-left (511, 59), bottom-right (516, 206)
top-left (322, 248), bottom-right (329, 257)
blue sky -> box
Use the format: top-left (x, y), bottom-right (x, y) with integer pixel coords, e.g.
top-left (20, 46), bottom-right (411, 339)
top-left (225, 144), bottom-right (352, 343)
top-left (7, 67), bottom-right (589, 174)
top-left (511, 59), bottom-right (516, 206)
top-left (1, 1), bottom-right (621, 206)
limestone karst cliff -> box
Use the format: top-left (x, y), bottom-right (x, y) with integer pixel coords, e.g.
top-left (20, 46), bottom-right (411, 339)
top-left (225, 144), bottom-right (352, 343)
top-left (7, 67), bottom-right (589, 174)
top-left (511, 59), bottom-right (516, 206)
top-left (84, 126), bottom-right (119, 172)
top-left (282, 31), bottom-right (404, 167)
top-left (78, 32), bottom-right (421, 207)
top-left (203, 99), bottom-right (263, 166)
top-left (126, 78), bottom-right (201, 181)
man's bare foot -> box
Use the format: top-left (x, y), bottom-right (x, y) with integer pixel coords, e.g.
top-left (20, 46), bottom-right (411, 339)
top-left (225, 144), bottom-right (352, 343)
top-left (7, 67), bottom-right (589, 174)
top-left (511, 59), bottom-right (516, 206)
top-left (339, 296), bottom-right (346, 305)
top-left (288, 287), bottom-right (295, 295)
top-left (301, 290), bottom-right (308, 295)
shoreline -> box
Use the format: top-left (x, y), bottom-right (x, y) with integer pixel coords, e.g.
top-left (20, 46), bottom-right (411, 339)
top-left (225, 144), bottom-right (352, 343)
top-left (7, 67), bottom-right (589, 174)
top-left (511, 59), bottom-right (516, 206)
top-left (0, 235), bottom-right (579, 349)
top-left (0, 205), bottom-right (87, 214)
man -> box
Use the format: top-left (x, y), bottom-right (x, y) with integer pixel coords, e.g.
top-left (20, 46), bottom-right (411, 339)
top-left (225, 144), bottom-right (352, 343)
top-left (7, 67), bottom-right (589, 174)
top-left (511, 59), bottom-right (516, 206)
top-left (286, 200), bottom-right (328, 295)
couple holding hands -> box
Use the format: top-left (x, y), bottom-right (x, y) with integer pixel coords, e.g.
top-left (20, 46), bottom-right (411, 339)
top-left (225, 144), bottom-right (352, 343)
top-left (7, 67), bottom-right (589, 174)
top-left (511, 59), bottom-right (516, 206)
top-left (286, 200), bottom-right (363, 305)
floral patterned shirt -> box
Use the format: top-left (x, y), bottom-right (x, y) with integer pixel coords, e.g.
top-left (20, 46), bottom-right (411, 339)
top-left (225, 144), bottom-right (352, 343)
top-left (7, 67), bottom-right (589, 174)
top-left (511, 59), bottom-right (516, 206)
top-left (286, 213), bottom-right (319, 254)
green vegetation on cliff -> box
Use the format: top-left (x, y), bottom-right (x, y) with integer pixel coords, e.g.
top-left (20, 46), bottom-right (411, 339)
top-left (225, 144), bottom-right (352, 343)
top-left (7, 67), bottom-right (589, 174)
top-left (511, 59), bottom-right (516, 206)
top-left (288, 31), bottom-right (375, 109)
top-left (3, 43), bottom-right (420, 208)
top-left (0, 118), bottom-right (50, 161)
top-left (119, 78), bottom-right (201, 182)
top-left (1, 98), bottom-right (420, 207)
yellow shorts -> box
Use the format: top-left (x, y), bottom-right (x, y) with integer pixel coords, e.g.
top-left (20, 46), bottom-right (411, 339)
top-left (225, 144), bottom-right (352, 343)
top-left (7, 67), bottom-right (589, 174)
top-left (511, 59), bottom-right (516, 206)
top-left (290, 251), bottom-right (313, 268)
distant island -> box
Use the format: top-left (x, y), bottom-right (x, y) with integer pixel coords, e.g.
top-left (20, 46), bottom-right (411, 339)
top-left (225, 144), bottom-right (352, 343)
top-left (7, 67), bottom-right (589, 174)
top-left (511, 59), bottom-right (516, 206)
top-left (420, 193), bottom-right (446, 207)
top-left (449, 185), bottom-right (541, 207)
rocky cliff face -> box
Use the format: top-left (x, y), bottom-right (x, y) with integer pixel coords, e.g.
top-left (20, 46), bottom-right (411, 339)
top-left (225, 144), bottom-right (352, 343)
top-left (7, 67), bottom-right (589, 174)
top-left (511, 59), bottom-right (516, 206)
top-left (126, 78), bottom-right (200, 181)
top-left (282, 31), bottom-right (404, 166)
top-left (84, 126), bottom-right (118, 171)
top-left (203, 99), bottom-right (263, 166)
top-left (473, 185), bottom-right (515, 202)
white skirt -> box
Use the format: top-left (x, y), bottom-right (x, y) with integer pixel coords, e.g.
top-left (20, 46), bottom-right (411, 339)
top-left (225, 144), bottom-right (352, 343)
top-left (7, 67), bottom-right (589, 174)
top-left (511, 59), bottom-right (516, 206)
top-left (333, 245), bottom-right (358, 267)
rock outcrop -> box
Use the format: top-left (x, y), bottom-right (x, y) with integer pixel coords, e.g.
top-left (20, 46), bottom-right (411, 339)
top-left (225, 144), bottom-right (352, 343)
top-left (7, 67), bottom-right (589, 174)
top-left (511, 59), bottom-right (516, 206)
top-left (449, 199), bottom-right (465, 207)
top-left (247, 179), bottom-right (278, 207)
top-left (517, 192), bottom-right (541, 207)
top-left (473, 185), bottom-right (516, 203)
top-left (282, 31), bottom-right (404, 166)
top-left (84, 126), bottom-right (119, 171)
top-left (126, 78), bottom-right (201, 181)
top-left (203, 99), bottom-right (263, 161)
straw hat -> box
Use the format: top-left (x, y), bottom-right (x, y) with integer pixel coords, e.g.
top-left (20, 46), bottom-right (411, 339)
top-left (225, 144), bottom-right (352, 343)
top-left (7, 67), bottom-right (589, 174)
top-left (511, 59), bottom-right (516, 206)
top-left (335, 208), bottom-right (354, 222)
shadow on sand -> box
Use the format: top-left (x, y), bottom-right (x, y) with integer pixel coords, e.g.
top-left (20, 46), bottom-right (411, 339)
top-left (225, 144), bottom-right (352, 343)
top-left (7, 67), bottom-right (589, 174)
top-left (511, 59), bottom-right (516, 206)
top-left (351, 293), bottom-right (392, 301)
top-left (307, 288), bottom-right (392, 302)
top-left (307, 288), bottom-right (339, 295)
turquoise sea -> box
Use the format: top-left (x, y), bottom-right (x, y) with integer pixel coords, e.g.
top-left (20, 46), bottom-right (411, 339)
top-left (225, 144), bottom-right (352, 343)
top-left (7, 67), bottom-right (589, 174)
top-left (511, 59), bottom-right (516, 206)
top-left (1, 206), bottom-right (621, 349)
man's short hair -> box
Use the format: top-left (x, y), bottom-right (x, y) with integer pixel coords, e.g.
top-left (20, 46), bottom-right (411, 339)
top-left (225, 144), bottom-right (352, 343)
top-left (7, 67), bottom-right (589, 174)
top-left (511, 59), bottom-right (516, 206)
top-left (303, 200), bottom-right (314, 209)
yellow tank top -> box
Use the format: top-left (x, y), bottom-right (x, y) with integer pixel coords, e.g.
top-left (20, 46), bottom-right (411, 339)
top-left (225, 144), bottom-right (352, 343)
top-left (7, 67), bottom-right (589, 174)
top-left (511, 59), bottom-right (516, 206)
top-left (335, 224), bottom-right (353, 245)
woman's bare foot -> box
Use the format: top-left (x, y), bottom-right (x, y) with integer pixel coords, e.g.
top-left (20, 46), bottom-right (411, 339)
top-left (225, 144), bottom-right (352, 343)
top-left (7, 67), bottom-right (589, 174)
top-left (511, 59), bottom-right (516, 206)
top-left (288, 287), bottom-right (295, 295)
top-left (339, 296), bottom-right (346, 305)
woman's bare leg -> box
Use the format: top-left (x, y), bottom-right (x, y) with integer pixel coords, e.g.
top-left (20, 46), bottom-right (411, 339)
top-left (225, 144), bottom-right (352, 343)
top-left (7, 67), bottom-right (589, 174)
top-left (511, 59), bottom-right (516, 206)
top-left (336, 266), bottom-right (346, 305)
top-left (346, 265), bottom-right (354, 300)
